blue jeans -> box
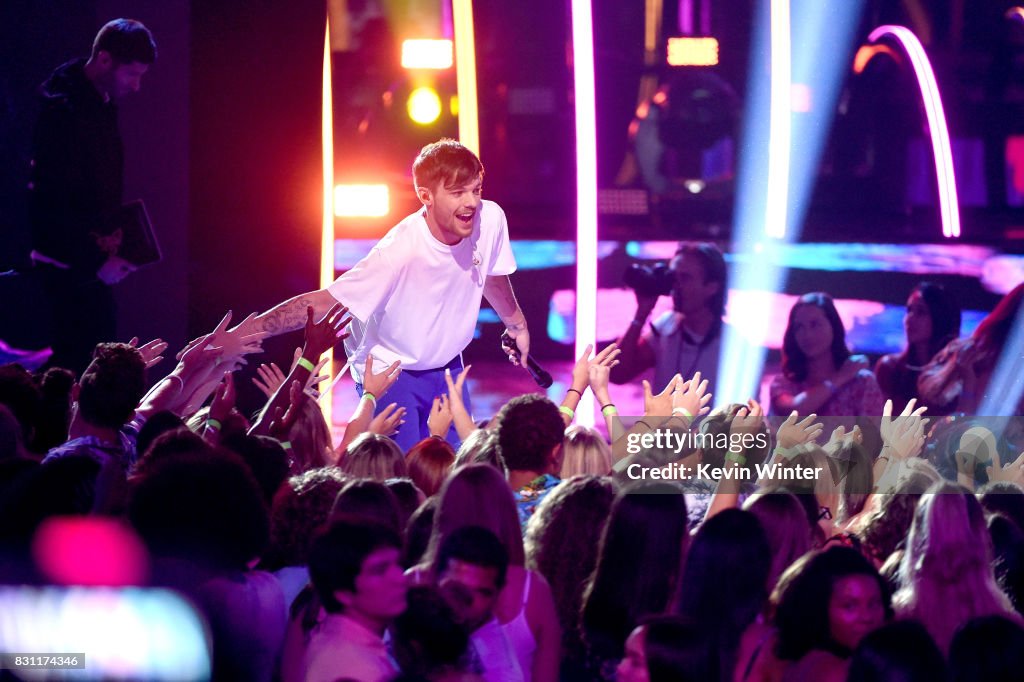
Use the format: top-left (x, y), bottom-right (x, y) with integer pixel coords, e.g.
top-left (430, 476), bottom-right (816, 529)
top-left (356, 356), bottom-right (471, 452)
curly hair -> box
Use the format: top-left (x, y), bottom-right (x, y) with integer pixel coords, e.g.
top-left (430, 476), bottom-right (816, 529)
top-left (495, 394), bottom-right (565, 473)
top-left (78, 343), bottom-right (146, 430)
top-left (772, 546), bottom-right (892, 661)
top-left (524, 475), bottom-right (616, 652)
top-left (264, 466), bottom-right (347, 570)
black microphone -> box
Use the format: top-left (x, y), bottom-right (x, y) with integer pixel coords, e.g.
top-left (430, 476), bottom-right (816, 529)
top-left (501, 332), bottom-right (553, 388)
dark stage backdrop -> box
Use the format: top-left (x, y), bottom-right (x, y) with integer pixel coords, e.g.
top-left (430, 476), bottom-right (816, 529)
top-left (187, 0), bottom-right (324, 343)
top-left (2, 2), bottom-right (324, 370)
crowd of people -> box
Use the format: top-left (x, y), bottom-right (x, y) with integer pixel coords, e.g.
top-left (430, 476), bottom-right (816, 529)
top-left (0, 267), bottom-right (1022, 682)
top-left (11, 14), bottom-right (1024, 682)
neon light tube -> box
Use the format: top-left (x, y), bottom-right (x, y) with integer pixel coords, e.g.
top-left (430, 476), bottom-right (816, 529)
top-left (571, 0), bottom-right (598, 426)
top-left (321, 21), bottom-right (335, 427)
top-left (453, 0), bottom-right (480, 155)
top-left (765, 0), bottom-right (791, 239)
top-left (869, 25), bottom-right (960, 238)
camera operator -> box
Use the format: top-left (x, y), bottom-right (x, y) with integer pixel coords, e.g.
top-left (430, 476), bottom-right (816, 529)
top-left (611, 242), bottom-right (728, 394)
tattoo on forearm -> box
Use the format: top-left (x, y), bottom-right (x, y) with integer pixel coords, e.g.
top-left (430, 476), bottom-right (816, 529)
top-left (262, 297), bottom-right (313, 335)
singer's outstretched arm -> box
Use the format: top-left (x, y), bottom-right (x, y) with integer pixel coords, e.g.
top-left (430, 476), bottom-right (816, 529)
top-left (484, 274), bottom-right (529, 367)
top-left (252, 288), bottom-right (338, 336)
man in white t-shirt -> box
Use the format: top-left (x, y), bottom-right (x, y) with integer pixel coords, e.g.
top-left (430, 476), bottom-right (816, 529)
top-left (247, 139), bottom-right (530, 449)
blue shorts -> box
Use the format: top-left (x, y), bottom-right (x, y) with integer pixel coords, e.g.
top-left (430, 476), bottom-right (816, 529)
top-left (356, 356), bottom-right (472, 452)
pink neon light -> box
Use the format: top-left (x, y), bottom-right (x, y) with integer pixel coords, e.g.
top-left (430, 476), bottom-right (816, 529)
top-left (868, 25), bottom-right (961, 238)
top-left (571, 0), bottom-right (598, 427)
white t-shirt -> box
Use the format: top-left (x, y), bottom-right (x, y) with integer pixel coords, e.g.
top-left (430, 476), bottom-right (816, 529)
top-left (329, 200), bottom-right (517, 380)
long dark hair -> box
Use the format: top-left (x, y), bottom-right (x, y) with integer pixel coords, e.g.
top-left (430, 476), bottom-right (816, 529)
top-left (673, 509), bottom-right (771, 682)
top-left (913, 282), bottom-right (961, 358)
top-left (781, 292), bottom-right (851, 382)
top-left (581, 483), bottom-right (689, 661)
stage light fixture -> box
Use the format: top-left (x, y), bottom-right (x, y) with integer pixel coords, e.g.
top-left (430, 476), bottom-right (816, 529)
top-left (401, 39), bottom-right (454, 70)
top-left (667, 36), bottom-right (719, 66)
top-left (407, 87), bottom-right (443, 124)
top-left (334, 184), bottom-right (389, 217)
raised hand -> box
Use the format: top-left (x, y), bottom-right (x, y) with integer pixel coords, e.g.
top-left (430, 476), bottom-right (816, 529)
top-left (986, 450), bottom-right (1024, 486)
top-left (369, 402), bottom-right (406, 437)
top-left (643, 374), bottom-right (680, 418)
top-left (730, 399), bottom-right (764, 439)
top-left (428, 394), bottom-right (454, 438)
top-left (129, 337), bottom-right (169, 369)
top-left (266, 380), bottom-right (304, 441)
top-left (672, 371), bottom-right (712, 418)
top-left (363, 356), bottom-right (402, 402)
top-left (253, 362), bottom-right (287, 398)
top-left (208, 371), bottom-right (236, 425)
top-left (303, 303), bottom-right (352, 360)
top-left (777, 411), bottom-right (824, 450)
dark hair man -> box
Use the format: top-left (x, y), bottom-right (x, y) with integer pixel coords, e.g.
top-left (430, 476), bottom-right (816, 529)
top-left (306, 519), bottom-right (407, 681)
top-left (30, 19), bottom-right (157, 374)
top-left (612, 241), bottom-right (728, 394)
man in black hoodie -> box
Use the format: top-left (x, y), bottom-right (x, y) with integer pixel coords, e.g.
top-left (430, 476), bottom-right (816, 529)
top-left (29, 19), bottom-right (156, 374)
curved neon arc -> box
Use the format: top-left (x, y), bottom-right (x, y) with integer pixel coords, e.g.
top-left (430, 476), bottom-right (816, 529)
top-left (868, 25), bottom-right (960, 238)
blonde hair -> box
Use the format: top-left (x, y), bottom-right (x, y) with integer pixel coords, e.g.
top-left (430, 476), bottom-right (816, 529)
top-left (339, 433), bottom-right (407, 481)
top-left (560, 425), bottom-right (612, 477)
top-left (894, 481), bottom-right (1015, 652)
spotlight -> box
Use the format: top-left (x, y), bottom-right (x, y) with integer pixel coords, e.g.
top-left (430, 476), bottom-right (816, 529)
top-left (407, 86), bottom-right (442, 124)
top-left (334, 184), bottom-right (389, 217)
top-left (667, 37), bottom-right (720, 66)
top-left (401, 39), bottom-right (454, 70)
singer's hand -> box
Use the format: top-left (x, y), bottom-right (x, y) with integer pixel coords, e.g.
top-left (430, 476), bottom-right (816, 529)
top-left (504, 325), bottom-right (530, 369)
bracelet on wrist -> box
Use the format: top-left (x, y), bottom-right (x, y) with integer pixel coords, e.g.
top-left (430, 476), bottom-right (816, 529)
top-left (559, 405), bottom-right (575, 419)
top-left (206, 418), bottom-right (222, 432)
top-left (725, 451), bottom-right (747, 466)
top-left (672, 407), bottom-right (694, 418)
top-left (601, 404), bottom-right (618, 417)
top-left (361, 392), bottom-right (377, 409)
top-left (296, 357), bottom-right (316, 373)
top-left (567, 388), bottom-right (583, 398)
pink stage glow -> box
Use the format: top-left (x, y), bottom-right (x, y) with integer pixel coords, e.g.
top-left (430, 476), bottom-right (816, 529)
top-left (868, 25), bottom-right (961, 238)
top-left (33, 517), bottom-right (148, 586)
top-left (571, 0), bottom-right (598, 426)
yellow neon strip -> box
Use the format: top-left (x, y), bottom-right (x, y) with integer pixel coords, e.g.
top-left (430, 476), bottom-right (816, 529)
top-left (320, 19), bottom-right (335, 427)
top-left (453, 0), bottom-right (480, 155)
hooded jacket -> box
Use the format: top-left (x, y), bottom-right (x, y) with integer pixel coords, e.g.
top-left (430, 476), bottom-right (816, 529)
top-left (29, 58), bottom-right (123, 275)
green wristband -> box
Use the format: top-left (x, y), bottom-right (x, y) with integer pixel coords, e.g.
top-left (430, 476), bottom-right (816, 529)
top-left (297, 357), bottom-right (316, 373)
top-left (206, 418), bottom-right (222, 431)
top-left (559, 405), bottom-right (575, 419)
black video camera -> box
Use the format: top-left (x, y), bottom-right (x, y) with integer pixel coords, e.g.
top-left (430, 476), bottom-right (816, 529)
top-left (624, 262), bottom-right (674, 298)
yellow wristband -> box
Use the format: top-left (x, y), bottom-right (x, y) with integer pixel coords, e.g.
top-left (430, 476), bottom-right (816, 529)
top-left (602, 404), bottom-right (618, 417)
top-left (559, 405), bottom-right (575, 419)
top-left (672, 407), bottom-right (694, 417)
top-left (297, 357), bottom-right (316, 373)
top-left (361, 392), bottom-right (377, 409)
